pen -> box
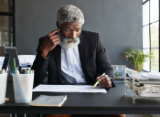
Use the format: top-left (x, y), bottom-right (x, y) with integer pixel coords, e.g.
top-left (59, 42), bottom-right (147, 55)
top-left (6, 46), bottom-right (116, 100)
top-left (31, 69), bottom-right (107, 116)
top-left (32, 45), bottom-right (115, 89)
top-left (30, 70), bottom-right (31, 74)
top-left (25, 69), bottom-right (30, 74)
top-left (22, 69), bottom-right (25, 74)
top-left (93, 73), bottom-right (105, 88)
top-left (19, 66), bottom-right (22, 74)
top-left (13, 58), bottom-right (19, 74)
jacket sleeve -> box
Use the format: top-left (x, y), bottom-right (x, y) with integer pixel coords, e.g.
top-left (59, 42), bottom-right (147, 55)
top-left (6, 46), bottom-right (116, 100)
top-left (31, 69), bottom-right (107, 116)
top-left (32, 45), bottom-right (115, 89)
top-left (96, 34), bottom-right (115, 87)
top-left (31, 36), bottom-right (49, 84)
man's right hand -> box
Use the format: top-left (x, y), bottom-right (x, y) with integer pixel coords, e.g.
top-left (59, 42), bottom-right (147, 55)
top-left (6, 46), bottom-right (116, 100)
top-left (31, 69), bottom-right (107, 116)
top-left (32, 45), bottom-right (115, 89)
top-left (40, 29), bottom-right (60, 58)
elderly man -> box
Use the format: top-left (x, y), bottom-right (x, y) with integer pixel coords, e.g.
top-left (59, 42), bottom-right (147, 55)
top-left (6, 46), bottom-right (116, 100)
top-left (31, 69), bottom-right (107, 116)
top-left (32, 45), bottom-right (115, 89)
top-left (32, 4), bottom-right (125, 117)
top-left (32, 4), bottom-right (114, 88)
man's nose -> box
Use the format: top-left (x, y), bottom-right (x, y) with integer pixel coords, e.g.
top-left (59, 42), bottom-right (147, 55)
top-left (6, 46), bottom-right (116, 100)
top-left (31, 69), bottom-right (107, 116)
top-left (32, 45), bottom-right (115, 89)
top-left (70, 32), bottom-right (77, 39)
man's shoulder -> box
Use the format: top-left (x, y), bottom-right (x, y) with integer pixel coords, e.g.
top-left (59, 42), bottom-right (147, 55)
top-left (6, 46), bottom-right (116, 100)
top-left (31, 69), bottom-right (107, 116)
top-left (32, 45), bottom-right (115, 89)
top-left (39, 35), bottom-right (47, 44)
top-left (81, 30), bottom-right (100, 43)
top-left (81, 30), bottom-right (99, 37)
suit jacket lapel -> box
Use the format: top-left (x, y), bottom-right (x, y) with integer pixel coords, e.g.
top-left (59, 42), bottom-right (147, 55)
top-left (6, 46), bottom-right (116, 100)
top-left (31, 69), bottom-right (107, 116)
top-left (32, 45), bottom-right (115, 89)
top-left (78, 32), bottom-right (86, 77)
top-left (55, 45), bottom-right (61, 79)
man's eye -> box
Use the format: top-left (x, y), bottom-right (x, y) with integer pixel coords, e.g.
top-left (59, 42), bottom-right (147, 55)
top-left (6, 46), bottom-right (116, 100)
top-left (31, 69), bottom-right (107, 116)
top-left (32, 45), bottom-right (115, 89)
top-left (76, 30), bottom-right (80, 32)
top-left (65, 28), bottom-right (71, 31)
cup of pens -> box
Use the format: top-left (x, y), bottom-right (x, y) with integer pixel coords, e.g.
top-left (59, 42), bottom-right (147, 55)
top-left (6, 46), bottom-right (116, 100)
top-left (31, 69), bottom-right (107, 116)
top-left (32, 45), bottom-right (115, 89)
top-left (12, 58), bottom-right (34, 103)
top-left (0, 71), bottom-right (8, 104)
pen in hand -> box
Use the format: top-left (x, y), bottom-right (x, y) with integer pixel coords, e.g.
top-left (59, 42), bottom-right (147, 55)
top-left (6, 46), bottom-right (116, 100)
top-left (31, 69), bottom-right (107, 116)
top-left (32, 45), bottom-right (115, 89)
top-left (93, 73), bottom-right (105, 88)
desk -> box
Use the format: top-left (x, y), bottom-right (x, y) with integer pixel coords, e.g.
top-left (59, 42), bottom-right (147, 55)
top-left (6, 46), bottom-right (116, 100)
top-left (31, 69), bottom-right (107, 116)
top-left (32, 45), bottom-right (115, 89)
top-left (1, 82), bottom-right (160, 114)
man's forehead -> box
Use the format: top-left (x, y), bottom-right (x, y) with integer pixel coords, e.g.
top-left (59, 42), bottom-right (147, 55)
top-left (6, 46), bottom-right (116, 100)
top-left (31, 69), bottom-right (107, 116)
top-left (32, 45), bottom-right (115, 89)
top-left (62, 22), bottom-right (82, 28)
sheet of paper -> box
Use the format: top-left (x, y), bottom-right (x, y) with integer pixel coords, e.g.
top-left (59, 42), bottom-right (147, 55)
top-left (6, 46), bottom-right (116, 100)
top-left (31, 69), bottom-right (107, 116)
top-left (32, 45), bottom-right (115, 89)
top-left (140, 93), bottom-right (160, 97)
top-left (33, 85), bottom-right (107, 93)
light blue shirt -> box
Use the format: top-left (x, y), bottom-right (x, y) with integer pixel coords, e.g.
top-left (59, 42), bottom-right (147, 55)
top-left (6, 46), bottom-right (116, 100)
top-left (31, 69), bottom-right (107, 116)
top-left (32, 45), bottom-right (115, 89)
top-left (60, 45), bottom-right (86, 83)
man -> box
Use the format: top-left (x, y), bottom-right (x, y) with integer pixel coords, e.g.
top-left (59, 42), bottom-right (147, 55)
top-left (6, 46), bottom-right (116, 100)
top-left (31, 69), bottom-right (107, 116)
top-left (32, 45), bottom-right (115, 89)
top-left (32, 4), bottom-right (114, 88)
top-left (32, 5), bottom-right (125, 117)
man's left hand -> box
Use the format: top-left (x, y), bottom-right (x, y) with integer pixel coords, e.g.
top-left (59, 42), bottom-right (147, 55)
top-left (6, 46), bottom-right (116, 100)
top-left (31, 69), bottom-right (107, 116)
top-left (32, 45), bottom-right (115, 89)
top-left (96, 75), bottom-right (112, 89)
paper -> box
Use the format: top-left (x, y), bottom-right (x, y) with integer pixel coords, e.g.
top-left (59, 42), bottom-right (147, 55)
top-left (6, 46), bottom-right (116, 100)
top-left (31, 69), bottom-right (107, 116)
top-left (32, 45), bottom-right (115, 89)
top-left (18, 55), bottom-right (36, 67)
top-left (148, 73), bottom-right (160, 81)
top-left (33, 85), bottom-right (107, 93)
top-left (140, 93), bottom-right (160, 97)
top-left (139, 73), bottom-right (160, 81)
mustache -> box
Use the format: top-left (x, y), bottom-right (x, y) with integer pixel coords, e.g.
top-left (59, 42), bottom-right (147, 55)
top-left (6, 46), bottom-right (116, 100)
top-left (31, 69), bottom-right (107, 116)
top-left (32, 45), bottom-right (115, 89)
top-left (58, 32), bottom-right (80, 49)
top-left (58, 32), bottom-right (77, 43)
top-left (63, 38), bottom-right (76, 43)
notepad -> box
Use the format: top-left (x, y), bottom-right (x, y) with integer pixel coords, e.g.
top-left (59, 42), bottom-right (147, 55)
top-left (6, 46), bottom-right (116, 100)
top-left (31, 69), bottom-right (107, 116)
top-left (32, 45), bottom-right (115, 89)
top-left (29, 95), bottom-right (67, 107)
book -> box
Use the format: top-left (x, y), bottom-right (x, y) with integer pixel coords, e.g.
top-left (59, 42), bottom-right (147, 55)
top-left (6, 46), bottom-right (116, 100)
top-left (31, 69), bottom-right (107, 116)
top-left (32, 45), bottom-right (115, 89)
top-left (29, 95), bottom-right (67, 107)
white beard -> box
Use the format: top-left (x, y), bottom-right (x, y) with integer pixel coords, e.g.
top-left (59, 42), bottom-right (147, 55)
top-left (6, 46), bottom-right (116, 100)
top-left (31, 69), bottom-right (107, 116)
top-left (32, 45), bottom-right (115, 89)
top-left (58, 32), bottom-right (80, 49)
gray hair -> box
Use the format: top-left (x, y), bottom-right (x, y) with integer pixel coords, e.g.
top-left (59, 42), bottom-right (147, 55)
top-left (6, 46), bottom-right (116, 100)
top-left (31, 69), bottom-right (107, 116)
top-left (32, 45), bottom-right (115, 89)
top-left (57, 5), bottom-right (85, 26)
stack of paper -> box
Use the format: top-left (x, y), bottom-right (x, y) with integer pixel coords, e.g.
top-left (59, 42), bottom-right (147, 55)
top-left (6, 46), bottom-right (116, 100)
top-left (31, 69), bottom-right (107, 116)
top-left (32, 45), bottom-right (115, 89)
top-left (138, 85), bottom-right (160, 97)
top-left (148, 73), bottom-right (160, 81)
top-left (139, 73), bottom-right (160, 81)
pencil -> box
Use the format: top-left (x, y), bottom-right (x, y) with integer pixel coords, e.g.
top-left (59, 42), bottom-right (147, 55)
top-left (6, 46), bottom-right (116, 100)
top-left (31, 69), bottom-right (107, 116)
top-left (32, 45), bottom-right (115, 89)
top-left (93, 73), bottom-right (105, 88)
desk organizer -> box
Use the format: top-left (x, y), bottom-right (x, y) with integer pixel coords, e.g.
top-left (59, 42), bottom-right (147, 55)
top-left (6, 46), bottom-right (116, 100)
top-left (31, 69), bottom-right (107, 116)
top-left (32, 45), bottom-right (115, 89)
top-left (0, 73), bottom-right (8, 104)
top-left (124, 68), bottom-right (160, 103)
top-left (12, 73), bottom-right (34, 103)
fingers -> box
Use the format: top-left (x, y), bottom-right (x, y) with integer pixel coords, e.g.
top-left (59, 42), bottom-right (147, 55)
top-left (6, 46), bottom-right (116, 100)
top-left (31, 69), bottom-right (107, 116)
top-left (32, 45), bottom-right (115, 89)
top-left (105, 84), bottom-right (112, 89)
top-left (54, 41), bottom-right (60, 46)
top-left (98, 75), bottom-right (112, 89)
top-left (100, 83), bottom-right (112, 89)
top-left (50, 35), bottom-right (60, 40)
top-left (96, 75), bottom-right (109, 83)
top-left (49, 33), bottom-right (60, 47)
top-left (99, 75), bottom-right (109, 83)
top-left (52, 40), bottom-right (60, 45)
top-left (100, 81), bottom-right (112, 88)
top-left (51, 36), bottom-right (60, 43)
top-left (50, 34), bottom-right (59, 38)
top-left (48, 29), bottom-right (60, 36)
top-left (41, 29), bottom-right (60, 53)
top-left (96, 77), bottom-right (100, 81)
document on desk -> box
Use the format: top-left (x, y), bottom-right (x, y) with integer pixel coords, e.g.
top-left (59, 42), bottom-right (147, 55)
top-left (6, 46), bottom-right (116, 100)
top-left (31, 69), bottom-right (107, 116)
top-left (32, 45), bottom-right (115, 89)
top-left (33, 85), bottom-right (107, 93)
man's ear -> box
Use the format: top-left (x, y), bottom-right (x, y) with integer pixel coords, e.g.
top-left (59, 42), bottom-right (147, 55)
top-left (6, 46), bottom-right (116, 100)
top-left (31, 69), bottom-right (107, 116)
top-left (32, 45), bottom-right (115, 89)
top-left (56, 21), bottom-right (60, 28)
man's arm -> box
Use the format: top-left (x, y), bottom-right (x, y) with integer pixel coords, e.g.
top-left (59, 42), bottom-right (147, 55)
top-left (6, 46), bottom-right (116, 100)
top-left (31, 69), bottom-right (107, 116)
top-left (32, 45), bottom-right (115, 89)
top-left (31, 29), bottom-right (60, 84)
top-left (31, 37), bottom-right (50, 84)
top-left (95, 34), bottom-right (115, 88)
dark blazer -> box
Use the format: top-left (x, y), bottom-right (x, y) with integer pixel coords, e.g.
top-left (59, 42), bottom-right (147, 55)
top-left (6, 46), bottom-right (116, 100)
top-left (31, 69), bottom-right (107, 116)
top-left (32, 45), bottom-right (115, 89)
top-left (32, 30), bottom-right (115, 87)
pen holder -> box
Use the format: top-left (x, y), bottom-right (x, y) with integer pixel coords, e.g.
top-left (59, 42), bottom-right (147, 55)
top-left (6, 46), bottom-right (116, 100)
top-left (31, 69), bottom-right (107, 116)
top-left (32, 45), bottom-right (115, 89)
top-left (12, 74), bottom-right (34, 103)
top-left (0, 73), bottom-right (8, 104)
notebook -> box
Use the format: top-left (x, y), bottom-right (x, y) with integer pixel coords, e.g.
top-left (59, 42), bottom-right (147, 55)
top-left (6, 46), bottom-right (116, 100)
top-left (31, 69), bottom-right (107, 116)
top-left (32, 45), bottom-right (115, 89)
top-left (29, 95), bottom-right (67, 107)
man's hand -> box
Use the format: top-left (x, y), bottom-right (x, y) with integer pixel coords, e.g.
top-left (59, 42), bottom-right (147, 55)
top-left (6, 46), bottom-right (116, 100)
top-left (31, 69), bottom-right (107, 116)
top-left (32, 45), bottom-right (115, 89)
top-left (96, 75), bottom-right (112, 89)
top-left (40, 29), bottom-right (60, 58)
